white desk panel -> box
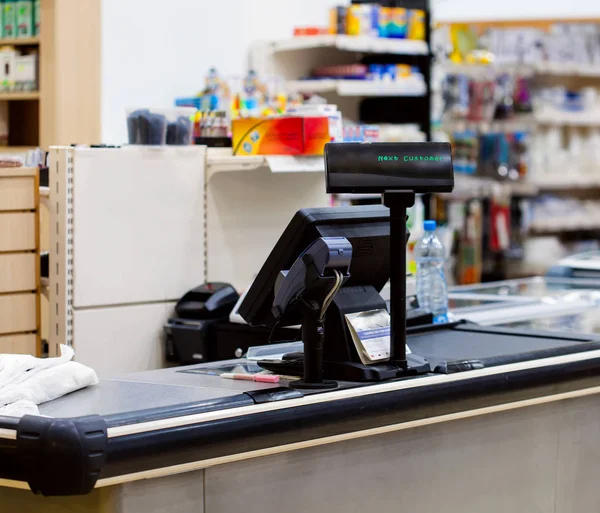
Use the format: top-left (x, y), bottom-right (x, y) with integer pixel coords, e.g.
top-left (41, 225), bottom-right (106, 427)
top-left (72, 146), bottom-right (206, 308)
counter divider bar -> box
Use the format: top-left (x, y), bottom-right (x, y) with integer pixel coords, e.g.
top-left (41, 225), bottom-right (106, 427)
top-left (96, 381), bottom-right (600, 489)
top-left (106, 347), bottom-right (600, 438)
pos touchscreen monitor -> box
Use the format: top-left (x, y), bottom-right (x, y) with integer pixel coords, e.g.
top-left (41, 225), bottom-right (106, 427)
top-left (238, 205), bottom-right (393, 329)
top-left (324, 142), bottom-right (454, 194)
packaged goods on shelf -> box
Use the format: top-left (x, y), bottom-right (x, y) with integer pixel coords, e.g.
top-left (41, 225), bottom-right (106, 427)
top-left (529, 197), bottom-right (600, 234)
top-left (436, 21), bottom-right (600, 70)
top-left (16, 0), bottom-right (33, 38)
top-left (14, 53), bottom-right (36, 91)
top-left (3, 1), bottom-right (17, 39)
top-left (126, 107), bottom-right (196, 146)
top-left (0, 49), bottom-right (15, 91)
top-left (287, 103), bottom-right (343, 143)
top-left (33, 0), bottom-right (40, 36)
top-left (449, 129), bottom-right (528, 183)
top-left (231, 117), bottom-right (330, 156)
top-left (0, 46), bottom-right (37, 92)
top-left (326, 3), bottom-right (426, 41)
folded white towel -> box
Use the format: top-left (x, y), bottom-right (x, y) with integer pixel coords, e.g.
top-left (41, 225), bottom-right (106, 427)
top-left (0, 345), bottom-right (98, 417)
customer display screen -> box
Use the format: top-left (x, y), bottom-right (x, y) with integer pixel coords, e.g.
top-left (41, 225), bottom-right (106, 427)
top-left (325, 142), bottom-right (454, 194)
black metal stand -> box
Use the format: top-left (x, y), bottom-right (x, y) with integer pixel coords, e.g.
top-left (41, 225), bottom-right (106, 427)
top-left (383, 190), bottom-right (416, 370)
top-left (290, 300), bottom-right (338, 390)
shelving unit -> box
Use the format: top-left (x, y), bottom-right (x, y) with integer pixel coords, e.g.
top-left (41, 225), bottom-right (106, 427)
top-left (0, 167), bottom-right (41, 356)
top-left (206, 152), bottom-right (325, 177)
top-left (270, 35), bottom-right (428, 55)
top-left (287, 78), bottom-right (427, 97)
top-left (0, 92), bottom-right (39, 101)
top-left (437, 16), bottom-right (600, 282)
top-left (441, 61), bottom-right (600, 79)
top-left (250, 0), bottom-right (432, 133)
top-left (0, 0), bottom-right (103, 152)
top-left (0, 37), bottom-right (40, 46)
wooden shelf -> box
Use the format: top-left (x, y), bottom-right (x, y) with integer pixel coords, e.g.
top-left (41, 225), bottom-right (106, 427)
top-left (0, 146), bottom-right (36, 153)
top-left (0, 91), bottom-right (39, 101)
top-left (0, 37), bottom-right (40, 46)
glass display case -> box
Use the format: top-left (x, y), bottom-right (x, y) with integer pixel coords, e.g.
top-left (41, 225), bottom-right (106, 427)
top-left (500, 308), bottom-right (600, 335)
top-left (450, 276), bottom-right (600, 300)
top-left (449, 277), bottom-right (600, 333)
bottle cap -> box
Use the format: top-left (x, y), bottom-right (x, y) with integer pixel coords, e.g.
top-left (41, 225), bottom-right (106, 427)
top-left (424, 220), bottom-right (436, 231)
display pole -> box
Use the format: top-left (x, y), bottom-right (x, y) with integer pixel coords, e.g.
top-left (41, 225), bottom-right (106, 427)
top-left (383, 190), bottom-right (415, 371)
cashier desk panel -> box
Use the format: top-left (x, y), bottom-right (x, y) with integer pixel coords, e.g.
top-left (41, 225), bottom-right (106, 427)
top-left (4, 322), bottom-right (600, 513)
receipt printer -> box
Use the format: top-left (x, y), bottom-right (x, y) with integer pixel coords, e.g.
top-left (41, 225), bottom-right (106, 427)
top-left (165, 283), bottom-right (239, 364)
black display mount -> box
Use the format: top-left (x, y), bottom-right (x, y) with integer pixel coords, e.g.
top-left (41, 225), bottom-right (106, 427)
top-left (314, 190), bottom-right (430, 381)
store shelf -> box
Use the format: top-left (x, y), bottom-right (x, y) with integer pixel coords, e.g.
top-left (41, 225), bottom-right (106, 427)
top-left (206, 149), bottom-right (325, 179)
top-left (272, 35), bottom-right (429, 55)
top-left (0, 37), bottom-right (40, 46)
top-left (444, 112), bottom-right (600, 131)
top-left (443, 117), bottom-right (534, 133)
top-left (453, 174), bottom-right (539, 197)
top-left (0, 146), bottom-right (37, 153)
top-left (288, 79), bottom-right (427, 97)
top-left (0, 91), bottom-right (39, 101)
top-left (534, 111), bottom-right (600, 127)
top-left (529, 223), bottom-right (600, 235)
top-left (533, 177), bottom-right (600, 190)
top-left (441, 61), bottom-right (600, 78)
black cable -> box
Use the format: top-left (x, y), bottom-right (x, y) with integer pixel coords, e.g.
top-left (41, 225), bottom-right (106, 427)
top-left (267, 318), bottom-right (282, 345)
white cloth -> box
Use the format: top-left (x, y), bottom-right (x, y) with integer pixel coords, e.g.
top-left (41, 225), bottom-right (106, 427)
top-left (0, 345), bottom-right (98, 417)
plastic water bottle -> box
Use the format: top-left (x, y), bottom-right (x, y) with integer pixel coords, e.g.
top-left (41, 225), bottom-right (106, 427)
top-left (415, 220), bottom-right (448, 323)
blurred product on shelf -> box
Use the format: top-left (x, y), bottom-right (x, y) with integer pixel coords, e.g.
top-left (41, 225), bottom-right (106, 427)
top-left (341, 122), bottom-right (426, 143)
top-left (530, 125), bottom-right (600, 183)
top-left (298, 62), bottom-right (426, 92)
top-left (324, 4), bottom-right (426, 41)
top-left (16, 0), bottom-right (33, 38)
top-left (436, 21), bottom-right (600, 68)
top-left (528, 196), bottom-right (600, 233)
top-left (3, 0), bottom-right (16, 38)
top-left (231, 116), bottom-right (330, 156)
top-left (126, 107), bottom-right (195, 146)
top-left (200, 67), bottom-right (231, 112)
top-left (174, 64), bottom-right (431, 152)
top-left (0, 155), bottom-right (22, 167)
top-left (33, 0), bottom-right (40, 36)
top-left (342, 123), bottom-right (379, 143)
top-left (441, 72), bottom-right (532, 124)
top-left (197, 111), bottom-right (229, 139)
top-left (450, 130), bottom-right (528, 182)
top-left (293, 27), bottom-right (329, 37)
top-left (379, 123), bottom-right (426, 142)
top-left (287, 102), bottom-right (344, 143)
top-left (0, 45), bottom-right (37, 92)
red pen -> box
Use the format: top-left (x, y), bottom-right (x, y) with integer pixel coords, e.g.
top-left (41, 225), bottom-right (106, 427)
top-left (220, 373), bottom-right (280, 384)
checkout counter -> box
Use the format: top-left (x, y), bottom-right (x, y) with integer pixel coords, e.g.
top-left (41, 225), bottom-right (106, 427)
top-left (3, 143), bottom-right (600, 513)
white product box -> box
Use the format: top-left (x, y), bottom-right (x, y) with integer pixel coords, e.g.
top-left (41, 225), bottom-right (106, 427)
top-left (14, 54), bottom-right (37, 91)
top-left (0, 50), bottom-right (16, 92)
